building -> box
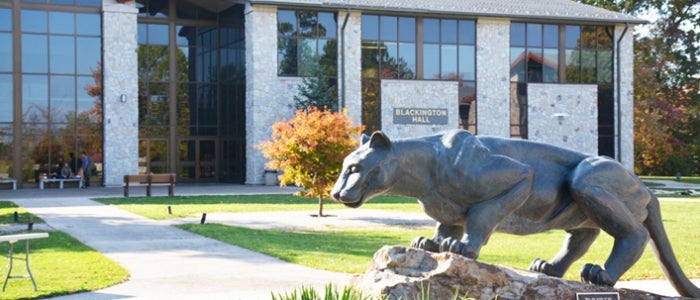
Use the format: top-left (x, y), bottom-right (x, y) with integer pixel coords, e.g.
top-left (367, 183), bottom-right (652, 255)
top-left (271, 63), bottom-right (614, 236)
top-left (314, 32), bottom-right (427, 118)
top-left (0, 0), bottom-right (644, 188)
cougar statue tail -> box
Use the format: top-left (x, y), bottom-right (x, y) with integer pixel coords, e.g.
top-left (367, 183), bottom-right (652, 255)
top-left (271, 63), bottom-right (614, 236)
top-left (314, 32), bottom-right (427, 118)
top-left (645, 195), bottom-right (700, 297)
top-left (330, 129), bottom-right (700, 298)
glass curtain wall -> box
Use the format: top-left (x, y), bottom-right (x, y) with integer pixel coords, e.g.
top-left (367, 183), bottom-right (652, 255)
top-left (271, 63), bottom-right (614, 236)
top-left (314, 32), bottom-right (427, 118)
top-left (137, 0), bottom-right (246, 183)
top-left (0, 5), bottom-right (12, 183)
top-left (0, 0), bottom-right (102, 188)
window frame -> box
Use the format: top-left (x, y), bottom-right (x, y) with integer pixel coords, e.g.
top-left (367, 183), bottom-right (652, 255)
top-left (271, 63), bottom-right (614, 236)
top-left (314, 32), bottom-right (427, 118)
top-left (510, 21), bottom-right (614, 85)
top-left (277, 9), bottom-right (338, 78)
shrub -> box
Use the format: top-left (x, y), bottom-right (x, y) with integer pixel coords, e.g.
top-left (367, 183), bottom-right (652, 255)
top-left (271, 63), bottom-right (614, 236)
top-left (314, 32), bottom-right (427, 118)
top-left (259, 107), bottom-right (362, 216)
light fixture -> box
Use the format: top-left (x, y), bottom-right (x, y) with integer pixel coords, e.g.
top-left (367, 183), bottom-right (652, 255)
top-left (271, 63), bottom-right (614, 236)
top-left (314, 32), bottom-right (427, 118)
top-left (119, 94), bottom-right (127, 103)
top-left (551, 113), bottom-right (569, 120)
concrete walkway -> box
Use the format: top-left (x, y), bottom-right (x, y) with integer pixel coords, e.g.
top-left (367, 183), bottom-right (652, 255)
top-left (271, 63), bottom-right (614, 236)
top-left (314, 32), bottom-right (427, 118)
top-left (3, 184), bottom-right (349, 299)
top-left (0, 181), bottom-right (698, 299)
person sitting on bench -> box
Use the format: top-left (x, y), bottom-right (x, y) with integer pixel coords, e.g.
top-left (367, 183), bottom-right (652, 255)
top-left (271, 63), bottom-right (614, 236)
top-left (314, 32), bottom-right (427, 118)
top-left (59, 163), bottom-right (72, 179)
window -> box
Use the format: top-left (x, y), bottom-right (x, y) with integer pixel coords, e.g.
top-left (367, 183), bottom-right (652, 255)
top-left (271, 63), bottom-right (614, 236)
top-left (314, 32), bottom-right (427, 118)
top-left (277, 10), bottom-right (337, 77)
top-left (362, 15), bottom-right (416, 79)
top-left (361, 14), bottom-right (419, 133)
top-left (423, 18), bottom-right (475, 81)
top-left (361, 15), bottom-right (475, 81)
top-left (510, 22), bottom-right (613, 84)
top-left (9, 4), bottom-right (103, 183)
top-left (20, 0), bottom-right (100, 6)
top-left (20, 9), bottom-right (102, 124)
top-left (510, 23), bottom-right (559, 83)
top-left (0, 8), bottom-right (11, 124)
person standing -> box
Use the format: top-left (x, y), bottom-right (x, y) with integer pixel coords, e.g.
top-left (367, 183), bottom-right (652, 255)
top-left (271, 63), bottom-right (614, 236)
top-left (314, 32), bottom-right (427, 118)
top-left (81, 151), bottom-right (91, 188)
top-left (69, 152), bottom-right (79, 175)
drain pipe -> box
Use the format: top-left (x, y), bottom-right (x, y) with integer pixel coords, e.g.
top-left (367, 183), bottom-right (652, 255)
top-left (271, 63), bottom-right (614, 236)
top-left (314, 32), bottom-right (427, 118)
top-left (339, 8), bottom-right (350, 112)
top-left (616, 22), bottom-right (629, 162)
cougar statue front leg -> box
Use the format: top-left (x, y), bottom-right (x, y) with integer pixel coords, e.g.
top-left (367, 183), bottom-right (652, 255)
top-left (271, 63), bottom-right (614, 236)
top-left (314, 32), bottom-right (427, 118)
top-left (331, 129), bottom-right (700, 298)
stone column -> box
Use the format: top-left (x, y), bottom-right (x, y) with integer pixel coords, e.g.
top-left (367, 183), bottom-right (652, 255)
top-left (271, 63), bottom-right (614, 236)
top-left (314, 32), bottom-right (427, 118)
top-left (102, 1), bottom-right (139, 186)
top-left (476, 19), bottom-right (510, 138)
top-left (245, 4), bottom-right (279, 184)
top-left (339, 10), bottom-right (362, 126)
top-left (616, 24), bottom-right (635, 171)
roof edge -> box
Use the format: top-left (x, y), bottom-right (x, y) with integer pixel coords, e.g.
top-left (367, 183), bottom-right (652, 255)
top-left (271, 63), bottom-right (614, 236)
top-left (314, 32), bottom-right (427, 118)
top-left (247, 0), bottom-right (648, 25)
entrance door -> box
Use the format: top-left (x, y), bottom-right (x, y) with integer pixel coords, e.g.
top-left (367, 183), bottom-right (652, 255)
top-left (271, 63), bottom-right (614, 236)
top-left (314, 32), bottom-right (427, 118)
top-left (178, 138), bottom-right (217, 182)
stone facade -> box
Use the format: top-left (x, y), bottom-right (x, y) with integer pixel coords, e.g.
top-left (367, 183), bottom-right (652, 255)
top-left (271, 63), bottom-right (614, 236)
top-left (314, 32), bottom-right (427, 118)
top-left (475, 18), bottom-right (511, 137)
top-left (528, 84), bottom-right (599, 155)
top-left (242, 9), bottom-right (637, 183)
top-left (102, 2), bottom-right (139, 186)
top-left (380, 81), bottom-right (458, 139)
top-left (245, 5), bottom-right (299, 184)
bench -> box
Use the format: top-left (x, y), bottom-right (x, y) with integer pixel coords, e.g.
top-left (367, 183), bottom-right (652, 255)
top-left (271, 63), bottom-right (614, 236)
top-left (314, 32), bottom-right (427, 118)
top-left (38, 178), bottom-right (83, 190)
top-left (0, 179), bottom-right (16, 190)
top-left (123, 173), bottom-right (176, 197)
top-left (0, 232), bottom-right (50, 291)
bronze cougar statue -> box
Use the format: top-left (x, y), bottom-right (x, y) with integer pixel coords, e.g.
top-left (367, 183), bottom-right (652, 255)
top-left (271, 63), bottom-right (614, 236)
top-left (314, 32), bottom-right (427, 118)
top-left (331, 129), bottom-right (700, 297)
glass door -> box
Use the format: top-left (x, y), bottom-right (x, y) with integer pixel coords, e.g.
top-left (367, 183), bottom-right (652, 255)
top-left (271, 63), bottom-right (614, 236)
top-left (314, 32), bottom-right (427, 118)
top-left (178, 138), bottom-right (217, 182)
top-left (139, 139), bottom-right (169, 174)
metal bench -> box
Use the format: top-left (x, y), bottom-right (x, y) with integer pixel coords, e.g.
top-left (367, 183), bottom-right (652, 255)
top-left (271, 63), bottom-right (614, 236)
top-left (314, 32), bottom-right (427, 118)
top-left (0, 232), bottom-right (49, 291)
top-left (38, 178), bottom-right (83, 190)
top-left (123, 173), bottom-right (176, 197)
top-left (0, 179), bottom-right (16, 190)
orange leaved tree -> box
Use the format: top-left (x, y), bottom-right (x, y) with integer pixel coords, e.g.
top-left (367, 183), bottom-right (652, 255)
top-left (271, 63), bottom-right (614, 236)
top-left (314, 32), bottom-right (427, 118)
top-left (259, 107), bottom-right (363, 217)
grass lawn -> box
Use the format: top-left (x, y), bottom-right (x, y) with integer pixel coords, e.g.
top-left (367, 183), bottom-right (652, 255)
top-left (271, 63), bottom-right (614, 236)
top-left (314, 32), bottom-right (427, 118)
top-left (98, 194), bottom-right (700, 281)
top-left (95, 194), bottom-right (421, 219)
top-left (0, 201), bottom-right (129, 300)
top-left (641, 175), bottom-right (700, 185)
top-left (178, 200), bottom-right (700, 281)
top-left (0, 201), bottom-right (45, 225)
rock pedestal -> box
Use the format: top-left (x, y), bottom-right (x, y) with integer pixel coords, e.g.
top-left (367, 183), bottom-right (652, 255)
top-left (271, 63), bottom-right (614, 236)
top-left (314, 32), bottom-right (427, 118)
top-left (349, 246), bottom-right (687, 300)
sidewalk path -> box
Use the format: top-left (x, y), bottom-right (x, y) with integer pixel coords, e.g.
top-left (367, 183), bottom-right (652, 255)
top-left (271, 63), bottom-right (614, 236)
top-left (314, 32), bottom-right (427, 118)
top-left (4, 185), bottom-right (348, 299)
top-left (1, 182), bottom-right (698, 299)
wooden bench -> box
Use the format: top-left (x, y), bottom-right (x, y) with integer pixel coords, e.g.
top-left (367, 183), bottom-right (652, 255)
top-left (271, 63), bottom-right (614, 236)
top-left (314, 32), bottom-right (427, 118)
top-left (39, 178), bottom-right (83, 190)
top-left (123, 173), bottom-right (176, 197)
top-left (0, 179), bottom-right (16, 190)
top-left (0, 232), bottom-right (49, 291)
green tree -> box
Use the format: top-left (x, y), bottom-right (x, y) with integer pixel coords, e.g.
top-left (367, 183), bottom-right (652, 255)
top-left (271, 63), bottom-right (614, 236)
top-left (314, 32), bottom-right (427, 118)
top-left (581, 0), bottom-right (700, 175)
top-left (294, 58), bottom-right (338, 112)
top-left (258, 108), bottom-right (363, 217)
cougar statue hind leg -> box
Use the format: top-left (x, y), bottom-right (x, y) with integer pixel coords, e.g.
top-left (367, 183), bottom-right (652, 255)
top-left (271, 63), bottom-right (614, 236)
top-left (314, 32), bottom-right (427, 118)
top-left (330, 129), bottom-right (700, 298)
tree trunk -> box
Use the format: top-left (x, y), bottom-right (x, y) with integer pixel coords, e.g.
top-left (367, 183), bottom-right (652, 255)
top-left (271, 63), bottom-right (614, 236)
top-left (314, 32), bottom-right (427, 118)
top-left (317, 195), bottom-right (324, 217)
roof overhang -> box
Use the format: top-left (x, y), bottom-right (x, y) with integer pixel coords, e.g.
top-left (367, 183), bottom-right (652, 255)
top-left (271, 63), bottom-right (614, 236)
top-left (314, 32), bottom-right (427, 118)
top-left (246, 0), bottom-right (648, 25)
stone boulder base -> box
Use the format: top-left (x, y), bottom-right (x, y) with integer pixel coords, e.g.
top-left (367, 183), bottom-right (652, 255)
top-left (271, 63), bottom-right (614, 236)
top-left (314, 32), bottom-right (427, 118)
top-left (349, 246), bottom-right (686, 300)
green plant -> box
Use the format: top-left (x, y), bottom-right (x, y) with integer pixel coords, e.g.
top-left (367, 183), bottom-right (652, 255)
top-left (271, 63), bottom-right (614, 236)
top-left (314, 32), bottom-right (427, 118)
top-left (271, 283), bottom-right (370, 300)
top-left (269, 282), bottom-right (484, 300)
top-left (258, 108), bottom-right (363, 216)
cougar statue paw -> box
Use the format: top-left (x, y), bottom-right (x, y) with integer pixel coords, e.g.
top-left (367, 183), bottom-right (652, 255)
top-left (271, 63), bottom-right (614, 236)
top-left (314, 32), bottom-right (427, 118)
top-left (331, 129), bottom-right (700, 298)
top-left (581, 264), bottom-right (614, 287)
top-left (410, 236), bottom-right (439, 252)
top-left (529, 258), bottom-right (558, 277)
